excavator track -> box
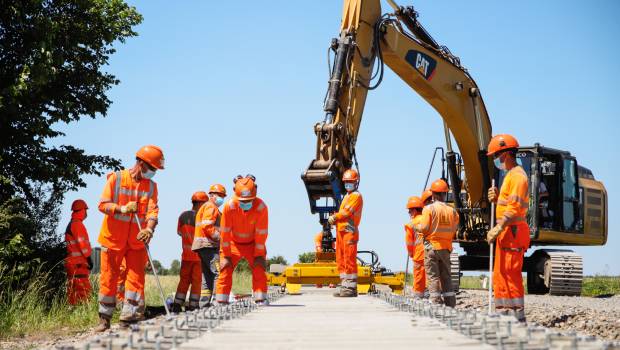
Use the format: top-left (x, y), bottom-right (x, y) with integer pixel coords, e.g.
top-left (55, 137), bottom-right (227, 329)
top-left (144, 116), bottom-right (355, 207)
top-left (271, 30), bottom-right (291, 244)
top-left (545, 250), bottom-right (583, 296)
top-left (450, 251), bottom-right (461, 293)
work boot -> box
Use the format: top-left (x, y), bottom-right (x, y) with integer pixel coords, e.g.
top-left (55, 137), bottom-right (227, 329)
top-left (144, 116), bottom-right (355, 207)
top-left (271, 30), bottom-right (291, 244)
top-left (335, 287), bottom-right (357, 297)
top-left (170, 302), bottom-right (182, 313)
top-left (94, 314), bottom-right (111, 332)
top-left (255, 299), bottom-right (270, 307)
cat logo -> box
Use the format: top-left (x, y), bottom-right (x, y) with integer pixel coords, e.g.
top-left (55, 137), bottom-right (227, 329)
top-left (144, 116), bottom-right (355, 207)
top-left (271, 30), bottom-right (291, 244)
top-left (404, 50), bottom-right (437, 81)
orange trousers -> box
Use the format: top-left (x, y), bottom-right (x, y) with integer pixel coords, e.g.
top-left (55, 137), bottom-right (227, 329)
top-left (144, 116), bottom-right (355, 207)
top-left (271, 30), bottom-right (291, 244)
top-left (412, 259), bottom-right (426, 298)
top-left (493, 224), bottom-right (528, 321)
top-left (336, 230), bottom-right (358, 289)
top-left (215, 242), bottom-right (267, 303)
top-left (66, 263), bottom-right (91, 305)
top-left (174, 260), bottom-right (202, 308)
top-left (98, 247), bottom-right (146, 320)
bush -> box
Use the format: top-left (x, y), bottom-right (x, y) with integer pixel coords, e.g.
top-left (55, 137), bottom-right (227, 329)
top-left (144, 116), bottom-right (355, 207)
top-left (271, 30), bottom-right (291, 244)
top-left (298, 252), bottom-right (315, 263)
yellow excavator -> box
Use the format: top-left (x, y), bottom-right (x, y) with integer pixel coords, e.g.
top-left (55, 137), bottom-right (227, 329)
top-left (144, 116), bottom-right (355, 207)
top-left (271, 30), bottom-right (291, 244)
top-left (300, 0), bottom-right (608, 296)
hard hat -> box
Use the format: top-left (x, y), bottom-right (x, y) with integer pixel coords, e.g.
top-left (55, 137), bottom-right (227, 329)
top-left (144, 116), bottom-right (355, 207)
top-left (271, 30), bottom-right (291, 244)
top-left (233, 175), bottom-right (257, 201)
top-left (406, 196), bottom-right (424, 209)
top-left (430, 179), bottom-right (449, 193)
top-left (191, 191), bottom-right (208, 202)
top-left (208, 184), bottom-right (227, 196)
top-left (136, 145), bottom-right (165, 170)
top-left (342, 169), bottom-right (359, 183)
top-left (71, 199), bottom-right (88, 211)
top-left (487, 134), bottom-right (519, 156)
top-left (421, 189), bottom-right (433, 204)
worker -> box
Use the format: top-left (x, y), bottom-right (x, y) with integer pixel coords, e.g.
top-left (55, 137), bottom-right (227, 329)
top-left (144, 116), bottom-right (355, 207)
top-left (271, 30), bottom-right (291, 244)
top-left (421, 189), bottom-right (433, 206)
top-left (486, 134), bottom-right (530, 322)
top-left (171, 192), bottom-right (208, 312)
top-left (65, 199), bottom-right (93, 305)
top-left (193, 184), bottom-right (227, 307)
top-left (314, 232), bottom-right (323, 254)
top-left (215, 175), bottom-right (269, 305)
top-left (404, 196), bottom-right (425, 299)
top-left (95, 145), bottom-right (164, 332)
top-left (415, 179), bottom-right (459, 307)
top-left (328, 169), bottom-right (363, 298)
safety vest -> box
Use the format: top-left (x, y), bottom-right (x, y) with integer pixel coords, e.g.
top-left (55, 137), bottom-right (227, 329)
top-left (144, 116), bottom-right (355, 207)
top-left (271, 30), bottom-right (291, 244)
top-left (65, 215), bottom-right (91, 265)
top-left (497, 166), bottom-right (529, 225)
top-left (98, 169), bottom-right (159, 250)
top-left (193, 201), bottom-right (221, 250)
top-left (177, 210), bottom-right (200, 261)
top-left (334, 191), bottom-right (363, 233)
top-left (220, 197), bottom-right (268, 257)
top-left (416, 201), bottom-right (459, 251)
top-left (405, 216), bottom-right (424, 261)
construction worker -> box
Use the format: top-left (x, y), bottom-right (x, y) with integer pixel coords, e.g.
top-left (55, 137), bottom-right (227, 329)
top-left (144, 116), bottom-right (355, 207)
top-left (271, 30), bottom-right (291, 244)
top-left (65, 199), bottom-right (93, 305)
top-left (215, 175), bottom-right (269, 305)
top-left (421, 189), bottom-right (433, 206)
top-left (486, 134), bottom-right (530, 322)
top-left (193, 184), bottom-right (227, 307)
top-left (328, 169), bottom-right (363, 298)
top-left (170, 192), bottom-right (208, 312)
top-left (95, 145), bottom-right (164, 331)
top-left (404, 196), bottom-right (425, 299)
top-left (314, 232), bottom-right (323, 254)
top-left (415, 179), bottom-right (459, 307)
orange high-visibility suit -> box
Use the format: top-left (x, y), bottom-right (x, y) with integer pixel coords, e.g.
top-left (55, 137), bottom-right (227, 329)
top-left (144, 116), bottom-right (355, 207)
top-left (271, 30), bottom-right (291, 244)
top-left (494, 166), bottom-right (530, 321)
top-left (416, 201), bottom-right (459, 306)
top-left (193, 200), bottom-right (221, 306)
top-left (97, 169), bottom-right (158, 320)
top-left (333, 191), bottom-right (363, 291)
top-left (405, 217), bottom-right (425, 298)
top-left (174, 210), bottom-right (202, 309)
top-left (314, 232), bottom-right (323, 253)
top-left (215, 198), bottom-right (268, 303)
top-left (65, 210), bottom-right (92, 305)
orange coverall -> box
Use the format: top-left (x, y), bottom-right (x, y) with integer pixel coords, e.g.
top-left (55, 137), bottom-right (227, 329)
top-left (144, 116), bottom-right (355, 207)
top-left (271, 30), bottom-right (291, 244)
top-left (174, 210), bottom-right (201, 309)
top-left (333, 191), bottom-right (363, 291)
top-left (193, 200), bottom-right (222, 305)
top-left (405, 215), bottom-right (425, 298)
top-left (65, 210), bottom-right (92, 305)
top-left (215, 198), bottom-right (268, 303)
top-left (97, 169), bottom-right (158, 320)
top-left (494, 166), bottom-right (530, 321)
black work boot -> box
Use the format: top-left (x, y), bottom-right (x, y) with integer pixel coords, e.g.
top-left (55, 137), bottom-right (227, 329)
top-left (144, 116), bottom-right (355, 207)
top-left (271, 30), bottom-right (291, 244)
top-left (170, 302), bottom-right (182, 313)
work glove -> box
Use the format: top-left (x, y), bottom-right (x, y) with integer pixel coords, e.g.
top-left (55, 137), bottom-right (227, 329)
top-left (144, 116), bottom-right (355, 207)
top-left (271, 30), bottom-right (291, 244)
top-left (254, 256), bottom-right (267, 270)
top-left (486, 224), bottom-right (503, 244)
top-left (137, 228), bottom-right (154, 245)
top-left (121, 201), bottom-right (138, 214)
top-left (488, 187), bottom-right (499, 203)
top-left (220, 256), bottom-right (233, 270)
top-left (87, 256), bottom-right (94, 270)
top-left (327, 215), bottom-right (336, 225)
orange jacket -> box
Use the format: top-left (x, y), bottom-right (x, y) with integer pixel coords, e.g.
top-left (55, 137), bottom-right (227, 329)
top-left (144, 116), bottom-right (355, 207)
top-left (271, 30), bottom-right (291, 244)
top-left (404, 215), bottom-right (424, 261)
top-left (97, 170), bottom-right (159, 250)
top-left (314, 232), bottom-right (323, 253)
top-left (220, 197), bottom-right (268, 258)
top-left (177, 210), bottom-right (200, 261)
top-left (65, 211), bottom-right (92, 265)
top-left (193, 201), bottom-right (221, 250)
top-left (497, 166), bottom-right (529, 225)
top-left (334, 191), bottom-right (363, 233)
top-left (415, 201), bottom-right (459, 251)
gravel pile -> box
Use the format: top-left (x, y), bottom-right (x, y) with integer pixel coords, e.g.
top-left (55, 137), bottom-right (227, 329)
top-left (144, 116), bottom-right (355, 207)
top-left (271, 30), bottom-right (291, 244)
top-left (456, 290), bottom-right (620, 341)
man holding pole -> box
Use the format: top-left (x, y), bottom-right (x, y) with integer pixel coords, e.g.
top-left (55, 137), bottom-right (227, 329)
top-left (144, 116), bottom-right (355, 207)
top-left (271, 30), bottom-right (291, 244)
top-left (95, 145), bottom-right (164, 331)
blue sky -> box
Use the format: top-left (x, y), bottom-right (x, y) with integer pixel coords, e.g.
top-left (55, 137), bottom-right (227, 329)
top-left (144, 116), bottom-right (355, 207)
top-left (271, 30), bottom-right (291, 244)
top-left (56, 1), bottom-right (619, 275)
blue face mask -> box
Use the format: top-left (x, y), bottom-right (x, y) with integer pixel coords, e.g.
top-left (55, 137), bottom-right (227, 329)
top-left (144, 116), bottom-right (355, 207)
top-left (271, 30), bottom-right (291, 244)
top-left (142, 168), bottom-right (156, 179)
top-left (214, 196), bottom-right (225, 207)
top-left (493, 157), bottom-right (506, 171)
top-left (239, 201), bottom-right (253, 211)
top-left (344, 183), bottom-right (356, 192)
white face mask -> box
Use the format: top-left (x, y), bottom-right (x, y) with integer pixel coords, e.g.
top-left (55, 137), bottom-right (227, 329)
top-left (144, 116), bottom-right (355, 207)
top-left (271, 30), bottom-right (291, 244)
top-left (493, 157), bottom-right (506, 171)
top-left (142, 168), bottom-right (156, 179)
top-left (344, 183), bottom-right (356, 192)
top-left (214, 196), bottom-right (225, 207)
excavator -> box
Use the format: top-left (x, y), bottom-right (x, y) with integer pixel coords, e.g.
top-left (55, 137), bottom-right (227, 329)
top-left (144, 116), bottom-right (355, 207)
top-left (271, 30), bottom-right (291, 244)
top-left (299, 0), bottom-right (608, 296)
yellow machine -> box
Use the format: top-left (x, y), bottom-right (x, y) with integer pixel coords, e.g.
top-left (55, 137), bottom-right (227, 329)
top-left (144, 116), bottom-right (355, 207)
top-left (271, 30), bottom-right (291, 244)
top-left (300, 0), bottom-right (607, 295)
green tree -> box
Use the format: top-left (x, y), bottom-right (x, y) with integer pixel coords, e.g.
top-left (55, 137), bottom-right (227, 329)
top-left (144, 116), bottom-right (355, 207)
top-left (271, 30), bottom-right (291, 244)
top-left (0, 0), bottom-right (142, 292)
top-left (298, 252), bottom-right (316, 263)
top-left (149, 260), bottom-right (166, 275)
top-left (169, 259), bottom-right (181, 276)
top-left (268, 255), bottom-right (288, 267)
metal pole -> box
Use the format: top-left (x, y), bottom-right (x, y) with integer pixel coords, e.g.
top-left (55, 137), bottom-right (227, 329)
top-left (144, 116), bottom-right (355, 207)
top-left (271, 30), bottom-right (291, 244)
top-left (488, 179), bottom-right (495, 315)
top-left (134, 215), bottom-right (170, 316)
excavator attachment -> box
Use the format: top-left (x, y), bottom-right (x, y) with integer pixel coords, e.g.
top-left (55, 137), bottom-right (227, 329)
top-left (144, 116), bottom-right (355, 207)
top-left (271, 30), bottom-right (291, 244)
top-left (301, 159), bottom-right (344, 219)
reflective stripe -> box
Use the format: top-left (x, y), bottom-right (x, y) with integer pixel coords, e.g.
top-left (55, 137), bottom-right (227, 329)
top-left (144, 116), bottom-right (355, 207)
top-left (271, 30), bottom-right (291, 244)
top-left (430, 292), bottom-right (442, 297)
top-left (113, 171), bottom-right (121, 204)
top-left (122, 301), bottom-right (138, 316)
top-left (99, 303), bottom-right (115, 316)
top-left (201, 289), bottom-right (212, 297)
top-left (221, 242), bottom-right (230, 247)
top-left (256, 229), bottom-right (268, 235)
top-left (256, 203), bottom-right (265, 211)
top-left (342, 273), bottom-right (357, 279)
top-left (67, 240), bottom-right (78, 245)
top-left (198, 219), bottom-right (215, 226)
top-left (220, 227), bottom-right (231, 233)
top-left (413, 292), bottom-right (425, 298)
top-left (339, 273), bottom-right (345, 279)
top-left (100, 197), bottom-right (112, 202)
top-left (233, 232), bottom-right (251, 239)
top-left (189, 294), bottom-right (200, 301)
top-left (255, 243), bottom-right (265, 250)
top-left (125, 290), bottom-right (141, 302)
top-left (342, 280), bottom-right (357, 288)
top-left (113, 213), bottom-right (147, 223)
top-left (498, 194), bottom-right (528, 209)
top-left (119, 188), bottom-right (151, 198)
top-left (174, 292), bottom-right (186, 303)
top-left (442, 292), bottom-right (455, 297)
top-left (494, 298), bottom-right (509, 306)
top-left (501, 247), bottom-right (524, 252)
top-left (99, 294), bottom-right (115, 304)
top-left (509, 297), bottom-right (524, 307)
top-left (215, 294), bottom-right (229, 302)
top-left (253, 291), bottom-right (267, 300)
top-left (69, 252), bottom-right (82, 257)
top-left (81, 248), bottom-right (89, 254)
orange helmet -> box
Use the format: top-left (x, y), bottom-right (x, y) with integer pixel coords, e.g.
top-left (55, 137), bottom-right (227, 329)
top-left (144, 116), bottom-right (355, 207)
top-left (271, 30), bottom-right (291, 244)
top-left (430, 179), bottom-right (449, 193)
top-left (342, 169), bottom-right (359, 183)
top-left (421, 189), bottom-right (433, 204)
top-left (487, 134), bottom-right (519, 156)
top-left (234, 175), bottom-right (257, 201)
top-left (136, 145), bottom-right (165, 170)
top-left (71, 199), bottom-right (88, 211)
top-left (406, 196), bottom-right (424, 209)
top-left (208, 184), bottom-right (227, 196)
top-left (191, 191), bottom-right (208, 202)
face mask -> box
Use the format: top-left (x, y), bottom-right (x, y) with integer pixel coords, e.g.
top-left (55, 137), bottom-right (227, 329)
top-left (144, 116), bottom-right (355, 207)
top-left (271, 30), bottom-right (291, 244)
top-left (214, 196), bottom-right (225, 207)
top-left (344, 183), bottom-right (356, 192)
top-left (493, 156), bottom-right (506, 171)
top-left (142, 168), bottom-right (156, 179)
top-left (239, 201), bottom-right (253, 211)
